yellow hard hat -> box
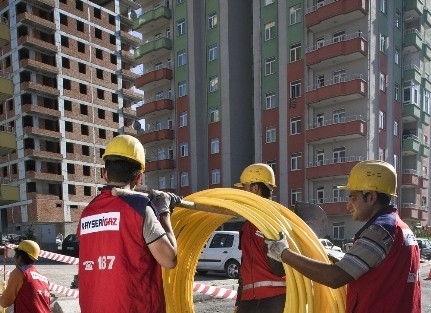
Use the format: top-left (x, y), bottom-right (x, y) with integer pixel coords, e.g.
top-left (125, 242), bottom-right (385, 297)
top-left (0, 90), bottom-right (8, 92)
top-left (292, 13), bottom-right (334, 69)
top-left (16, 240), bottom-right (40, 260)
top-left (102, 135), bottom-right (146, 172)
top-left (234, 163), bottom-right (276, 190)
top-left (338, 160), bottom-right (397, 196)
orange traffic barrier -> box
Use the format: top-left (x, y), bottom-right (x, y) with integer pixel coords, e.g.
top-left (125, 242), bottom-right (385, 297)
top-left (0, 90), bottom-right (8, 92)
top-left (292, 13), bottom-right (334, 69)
top-left (426, 268), bottom-right (431, 280)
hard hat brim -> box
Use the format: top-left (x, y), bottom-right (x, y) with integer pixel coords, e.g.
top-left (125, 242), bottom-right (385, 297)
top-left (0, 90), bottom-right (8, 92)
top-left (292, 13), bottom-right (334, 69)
top-left (337, 185), bottom-right (348, 190)
top-left (234, 182), bottom-right (244, 188)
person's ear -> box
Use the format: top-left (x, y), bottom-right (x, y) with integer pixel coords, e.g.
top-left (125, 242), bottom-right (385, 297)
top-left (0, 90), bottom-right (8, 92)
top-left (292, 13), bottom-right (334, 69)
top-left (131, 172), bottom-right (143, 189)
top-left (102, 168), bottom-right (108, 181)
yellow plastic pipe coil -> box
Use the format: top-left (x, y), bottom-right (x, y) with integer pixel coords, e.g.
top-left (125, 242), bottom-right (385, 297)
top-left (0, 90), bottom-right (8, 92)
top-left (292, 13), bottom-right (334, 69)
top-left (163, 187), bottom-right (346, 313)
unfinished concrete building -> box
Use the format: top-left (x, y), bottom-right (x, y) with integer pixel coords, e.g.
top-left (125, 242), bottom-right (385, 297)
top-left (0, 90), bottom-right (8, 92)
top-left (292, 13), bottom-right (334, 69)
top-left (0, 0), bottom-right (142, 248)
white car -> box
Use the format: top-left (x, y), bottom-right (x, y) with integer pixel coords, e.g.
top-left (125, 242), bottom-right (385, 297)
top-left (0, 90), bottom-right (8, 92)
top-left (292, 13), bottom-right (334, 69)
top-left (196, 231), bottom-right (241, 279)
top-left (318, 238), bottom-right (343, 252)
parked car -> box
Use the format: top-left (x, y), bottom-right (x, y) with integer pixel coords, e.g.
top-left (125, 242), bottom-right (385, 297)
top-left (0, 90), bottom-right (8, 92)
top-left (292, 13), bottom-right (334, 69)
top-left (318, 238), bottom-right (343, 252)
top-left (62, 234), bottom-right (79, 257)
top-left (417, 238), bottom-right (431, 260)
top-left (196, 231), bottom-right (241, 279)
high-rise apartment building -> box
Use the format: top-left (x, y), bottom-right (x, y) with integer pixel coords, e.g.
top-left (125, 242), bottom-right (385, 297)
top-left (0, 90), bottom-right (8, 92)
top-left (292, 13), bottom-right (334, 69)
top-left (136, 0), bottom-right (430, 240)
top-left (1, 0), bottom-right (430, 245)
top-left (0, 0), bottom-right (142, 247)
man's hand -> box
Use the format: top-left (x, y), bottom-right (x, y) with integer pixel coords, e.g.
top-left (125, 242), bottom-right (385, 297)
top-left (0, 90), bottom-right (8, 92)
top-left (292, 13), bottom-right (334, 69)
top-left (265, 233), bottom-right (289, 262)
top-left (150, 190), bottom-right (181, 215)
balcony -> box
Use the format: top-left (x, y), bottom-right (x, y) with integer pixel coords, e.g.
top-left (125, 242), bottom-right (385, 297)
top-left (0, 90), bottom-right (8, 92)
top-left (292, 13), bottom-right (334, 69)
top-left (422, 111), bottom-right (430, 126)
top-left (23, 126), bottom-right (62, 140)
top-left (121, 88), bottom-right (144, 102)
top-left (402, 169), bottom-right (420, 186)
top-left (404, 0), bottom-right (424, 21)
top-left (137, 128), bottom-right (174, 144)
top-left (26, 149), bottom-right (63, 161)
top-left (310, 198), bottom-right (348, 216)
top-left (418, 208), bottom-right (429, 220)
top-left (306, 115), bottom-right (366, 144)
top-left (121, 69), bottom-right (139, 81)
top-left (120, 30), bottom-right (143, 47)
top-left (305, 0), bottom-right (368, 32)
top-left (21, 104), bottom-right (61, 118)
top-left (306, 33), bottom-right (367, 70)
top-left (0, 184), bottom-right (20, 205)
top-left (135, 67), bottom-right (172, 90)
top-left (0, 127), bottom-right (16, 155)
top-left (306, 74), bottom-right (367, 107)
top-left (17, 12), bottom-right (56, 33)
top-left (22, 0), bottom-right (55, 9)
top-left (19, 36), bottom-right (57, 54)
top-left (20, 59), bottom-right (58, 76)
top-left (136, 98), bottom-right (173, 118)
top-left (402, 103), bottom-right (421, 122)
top-left (403, 64), bottom-right (421, 83)
top-left (421, 143), bottom-right (430, 157)
top-left (27, 171), bottom-right (64, 182)
top-left (134, 5), bottom-right (171, 32)
top-left (403, 29), bottom-right (422, 54)
top-left (421, 176), bottom-right (429, 188)
top-left (145, 159), bottom-right (175, 172)
top-left (306, 156), bottom-right (364, 180)
top-left (20, 81), bottom-right (59, 97)
top-left (119, 0), bottom-right (140, 10)
top-left (402, 134), bottom-right (421, 155)
top-left (423, 43), bottom-right (431, 60)
top-left (400, 203), bottom-right (419, 220)
top-left (121, 50), bottom-right (140, 67)
top-left (0, 71), bottom-right (13, 103)
top-left (424, 8), bottom-right (431, 29)
top-left (134, 36), bottom-right (172, 64)
top-left (0, 17), bottom-right (10, 47)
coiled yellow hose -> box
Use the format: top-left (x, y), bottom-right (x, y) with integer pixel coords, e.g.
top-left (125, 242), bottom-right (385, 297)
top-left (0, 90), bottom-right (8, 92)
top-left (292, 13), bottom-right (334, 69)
top-left (163, 188), bottom-right (346, 313)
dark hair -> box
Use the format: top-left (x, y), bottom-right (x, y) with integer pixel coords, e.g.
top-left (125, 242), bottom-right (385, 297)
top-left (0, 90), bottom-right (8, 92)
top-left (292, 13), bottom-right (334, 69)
top-left (105, 158), bottom-right (141, 183)
top-left (363, 191), bottom-right (391, 205)
top-left (15, 249), bottom-right (34, 265)
top-left (251, 182), bottom-right (272, 199)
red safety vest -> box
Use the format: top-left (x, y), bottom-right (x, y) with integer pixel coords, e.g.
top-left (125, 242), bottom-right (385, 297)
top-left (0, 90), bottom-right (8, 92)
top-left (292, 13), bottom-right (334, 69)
top-left (239, 221), bottom-right (286, 300)
top-left (346, 208), bottom-right (421, 313)
top-left (78, 186), bottom-right (166, 313)
top-left (14, 265), bottom-right (51, 313)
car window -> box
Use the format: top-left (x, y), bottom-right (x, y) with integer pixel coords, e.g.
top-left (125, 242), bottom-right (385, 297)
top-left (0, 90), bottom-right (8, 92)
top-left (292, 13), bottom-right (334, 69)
top-left (209, 234), bottom-right (234, 248)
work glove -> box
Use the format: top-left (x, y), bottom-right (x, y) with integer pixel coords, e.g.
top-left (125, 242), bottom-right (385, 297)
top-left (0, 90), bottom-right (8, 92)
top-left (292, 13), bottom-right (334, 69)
top-left (150, 190), bottom-right (182, 215)
top-left (265, 233), bottom-right (289, 262)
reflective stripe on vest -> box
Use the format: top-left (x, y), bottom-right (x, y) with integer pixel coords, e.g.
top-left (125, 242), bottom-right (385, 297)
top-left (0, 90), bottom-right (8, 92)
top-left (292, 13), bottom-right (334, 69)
top-left (242, 280), bottom-right (287, 291)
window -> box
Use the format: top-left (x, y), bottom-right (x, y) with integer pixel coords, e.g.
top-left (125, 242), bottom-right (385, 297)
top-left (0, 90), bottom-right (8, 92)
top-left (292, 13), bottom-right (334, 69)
top-left (208, 12), bottom-right (217, 29)
top-left (317, 74), bottom-right (325, 87)
top-left (155, 90), bottom-right (164, 100)
top-left (333, 187), bottom-right (343, 202)
top-left (178, 81), bottom-right (187, 97)
top-left (179, 111), bottom-right (188, 127)
top-left (333, 31), bottom-right (345, 43)
top-left (333, 109), bottom-right (345, 123)
top-left (333, 222), bottom-right (345, 240)
top-left (394, 121), bottom-right (398, 136)
top-left (266, 126), bottom-right (276, 143)
top-left (379, 111), bottom-right (385, 129)
top-left (265, 92), bottom-right (276, 109)
top-left (291, 189), bottom-right (302, 206)
top-left (291, 152), bottom-right (302, 170)
top-left (265, 57), bottom-right (276, 75)
top-left (403, 82), bottom-right (419, 104)
top-left (265, 0), bottom-right (274, 5)
top-left (177, 19), bottom-right (185, 35)
top-left (62, 57), bottom-right (70, 68)
top-left (333, 69), bottom-right (346, 83)
top-left (94, 7), bottom-right (101, 19)
top-left (96, 48), bottom-right (103, 59)
top-left (78, 42), bottom-right (85, 53)
top-left (333, 147), bottom-right (345, 163)
top-left (209, 76), bottom-right (219, 92)
top-left (290, 43), bottom-right (301, 63)
top-left (396, 11), bottom-right (400, 28)
top-left (317, 187), bottom-right (324, 203)
top-left (78, 62), bottom-right (86, 74)
top-left (177, 50), bottom-right (186, 67)
top-left (265, 22), bottom-right (276, 41)
top-left (380, 0), bottom-right (387, 14)
top-left (395, 49), bottom-right (399, 64)
top-left (289, 5), bottom-right (301, 25)
top-left (61, 35), bottom-right (69, 47)
top-left (395, 84), bottom-right (400, 101)
top-left (380, 73), bottom-right (386, 91)
top-left (211, 138), bottom-right (220, 154)
top-left (317, 150), bottom-right (324, 165)
top-left (76, 20), bottom-right (84, 32)
top-left (180, 172), bottom-right (189, 187)
top-left (210, 108), bottom-right (220, 122)
top-left (424, 89), bottom-right (430, 114)
top-left (290, 117), bottom-right (301, 135)
top-left (380, 34), bottom-right (387, 52)
top-left (180, 142), bottom-right (188, 157)
top-left (290, 80), bottom-right (301, 98)
top-left (208, 44), bottom-right (218, 61)
top-left (211, 169), bottom-right (220, 185)
top-left (316, 113), bottom-right (324, 126)
top-left (76, 0), bottom-right (83, 10)
top-left (60, 13), bottom-right (68, 25)
top-left (177, 0), bottom-right (184, 4)
top-left (96, 68), bottom-right (103, 79)
top-left (158, 176), bottom-right (166, 189)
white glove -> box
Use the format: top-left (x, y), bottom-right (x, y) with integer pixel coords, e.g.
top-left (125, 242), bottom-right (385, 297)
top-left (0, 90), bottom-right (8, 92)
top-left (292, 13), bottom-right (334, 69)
top-left (150, 190), bottom-right (181, 215)
top-left (265, 233), bottom-right (289, 262)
